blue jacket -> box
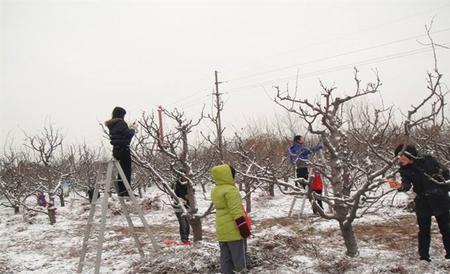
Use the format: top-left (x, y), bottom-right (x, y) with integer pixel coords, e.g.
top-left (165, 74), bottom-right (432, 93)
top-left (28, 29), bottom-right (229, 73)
top-left (289, 143), bottom-right (322, 166)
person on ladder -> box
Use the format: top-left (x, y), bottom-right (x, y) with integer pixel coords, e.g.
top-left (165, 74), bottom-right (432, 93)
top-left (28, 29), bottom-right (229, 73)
top-left (105, 106), bottom-right (138, 197)
top-left (288, 135), bottom-right (323, 187)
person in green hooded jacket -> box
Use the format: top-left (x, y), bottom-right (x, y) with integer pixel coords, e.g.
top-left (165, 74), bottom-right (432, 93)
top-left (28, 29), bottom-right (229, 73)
top-left (211, 164), bottom-right (251, 274)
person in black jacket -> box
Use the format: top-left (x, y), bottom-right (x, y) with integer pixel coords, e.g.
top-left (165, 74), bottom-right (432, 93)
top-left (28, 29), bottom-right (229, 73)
top-left (388, 144), bottom-right (450, 262)
top-left (105, 106), bottom-right (137, 196)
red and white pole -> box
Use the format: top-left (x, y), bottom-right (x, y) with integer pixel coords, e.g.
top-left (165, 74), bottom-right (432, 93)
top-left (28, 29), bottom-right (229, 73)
top-left (157, 105), bottom-right (164, 145)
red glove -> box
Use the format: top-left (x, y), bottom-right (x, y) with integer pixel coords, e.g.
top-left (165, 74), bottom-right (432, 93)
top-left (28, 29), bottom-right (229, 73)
top-left (235, 216), bottom-right (251, 238)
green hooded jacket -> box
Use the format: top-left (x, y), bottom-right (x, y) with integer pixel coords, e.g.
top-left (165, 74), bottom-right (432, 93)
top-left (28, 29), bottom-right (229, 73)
top-left (211, 164), bottom-right (244, 242)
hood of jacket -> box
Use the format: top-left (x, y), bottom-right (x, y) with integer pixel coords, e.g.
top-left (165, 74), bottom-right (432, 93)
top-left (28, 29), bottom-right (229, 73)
top-left (211, 164), bottom-right (234, 186)
top-left (104, 118), bottom-right (123, 128)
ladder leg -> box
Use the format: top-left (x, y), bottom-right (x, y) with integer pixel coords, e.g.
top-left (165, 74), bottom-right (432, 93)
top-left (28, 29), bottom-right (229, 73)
top-left (118, 197), bottom-right (145, 257)
top-left (288, 197), bottom-right (297, 217)
top-left (94, 163), bottom-right (113, 274)
top-left (134, 204), bottom-right (161, 251)
top-left (114, 161), bottom-right (160, 251)
top-left (299, 194), bottom-right (307, 219)
top-left (77, 179), bottom-right (101, 273)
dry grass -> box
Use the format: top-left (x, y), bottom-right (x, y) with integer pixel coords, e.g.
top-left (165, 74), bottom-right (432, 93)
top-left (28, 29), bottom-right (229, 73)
top-left (256, 215), bottom-right (438, 254)
top-left (257, 216), bottom-right (298, 227)
top-left (250, 214), bottom-right (449, 273)
top-left (111, 224), bottom-right (176, 235)
top-left (316, 257), bottom-right (353, 274)
top-left (68, 210), bottom-right (450, 273)
top-left (354, 215), bottom-right (417, 251)
top-left (0, 257), bottom-right (11, 273)
top-left (64, 246), bottom-right (82, 259)
top-left (9, 209), bottom-right (450, 274)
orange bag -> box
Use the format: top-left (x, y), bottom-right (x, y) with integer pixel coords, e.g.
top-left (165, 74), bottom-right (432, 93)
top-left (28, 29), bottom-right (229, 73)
top-left (242, 205), bottom-right (252, 231)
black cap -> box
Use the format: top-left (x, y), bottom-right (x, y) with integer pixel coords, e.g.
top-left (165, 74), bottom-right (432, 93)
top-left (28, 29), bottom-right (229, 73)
top-left (112, 106), bottom-right (126, 119)
top-left (293, 135), bottom-right (302, 142)
top-left (394, 144), bottom-right (418, 160)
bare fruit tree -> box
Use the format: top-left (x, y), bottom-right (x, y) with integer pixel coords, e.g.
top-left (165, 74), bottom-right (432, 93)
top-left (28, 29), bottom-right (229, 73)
top-left (228, 132), bottom-right (293, 212)
top-left (273, 25), bottom-right (446, 256)
top-left (403, 21), bottom-right (449, 162)
top-left (68, 144), bottom-right (107, 201)
top-left (24, 124), bottom-right (68, 224)
top-left (133, 107), bottom-right (211, 241)
top-left (0, 149), bottom-right (40, 214)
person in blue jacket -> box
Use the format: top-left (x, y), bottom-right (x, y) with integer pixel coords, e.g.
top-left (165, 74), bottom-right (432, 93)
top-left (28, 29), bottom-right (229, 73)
top-left (288, 135), bottom-right (322, 187)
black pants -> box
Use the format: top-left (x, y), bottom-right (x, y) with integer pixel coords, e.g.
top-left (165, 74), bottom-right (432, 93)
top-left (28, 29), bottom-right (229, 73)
top-left (175, 212), bottom-right (190, 242)
top-left (296, 167), bottom-right (309, 188)
top-left (113, 146), bottom-right (132, 196)
top-left (416, 211), bottom-right (450, 259)
top-left (312, 189), bottom-right (323, 212)
top-left (87, 188), bottom-right (100, 203)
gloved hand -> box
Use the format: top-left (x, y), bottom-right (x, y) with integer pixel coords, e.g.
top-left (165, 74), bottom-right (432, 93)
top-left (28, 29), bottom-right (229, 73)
top-left (235, 216), bottom-right (251, 238)
top-left (130, 121), bottom-right (139, 131)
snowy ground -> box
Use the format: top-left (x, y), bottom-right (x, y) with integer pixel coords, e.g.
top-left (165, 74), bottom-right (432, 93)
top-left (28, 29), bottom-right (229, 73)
top-left (1, 184), bottom-right (450, 274)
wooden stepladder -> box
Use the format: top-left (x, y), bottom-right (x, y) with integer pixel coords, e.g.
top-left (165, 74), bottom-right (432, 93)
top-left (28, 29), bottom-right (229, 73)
top-left (77, 159), bottom-right (160, 274)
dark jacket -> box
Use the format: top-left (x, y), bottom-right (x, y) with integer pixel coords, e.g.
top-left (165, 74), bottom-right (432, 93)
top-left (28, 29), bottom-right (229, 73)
top-left (174, 180), bottom-right (189, 202)
top-left (398, 156), bottom-right (450, 216)
top-left (172, 180), bottom-right (190, 212)
top-left (105, 118), bottom-right (135, 147)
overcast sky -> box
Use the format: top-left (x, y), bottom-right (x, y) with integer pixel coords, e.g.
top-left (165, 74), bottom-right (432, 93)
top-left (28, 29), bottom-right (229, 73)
top-left (1, 0), bottom-right (450, 149)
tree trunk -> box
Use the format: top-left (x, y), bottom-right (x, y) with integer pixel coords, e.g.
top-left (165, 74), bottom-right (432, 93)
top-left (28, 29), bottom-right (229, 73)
top-left (59, 193), bottom-right (65, 207)
top-left (339, 221), bottom-right (359, 257)
top-left (191, 216), bottom-right (202, 241)
top-left (138, 186), bottom-right (142, 198)
top-left (186, 184), bottom-right (197, 213)
top-left (268, 181), bottom-right (275, 197)
top-left (186, 183), bottom-right (202, 241)
top-left (245, 179), bottom-right (251, 213)
top-left (48, 196), bottom-right (56, 225)
top-left (334, 189), bottom-right (359, 257)
top-left (48, 208), bottom-right (56, 225)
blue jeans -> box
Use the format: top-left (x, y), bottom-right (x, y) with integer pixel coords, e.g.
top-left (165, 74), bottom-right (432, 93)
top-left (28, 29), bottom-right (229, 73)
top-left (175, 212), bottom-right (190, 242)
